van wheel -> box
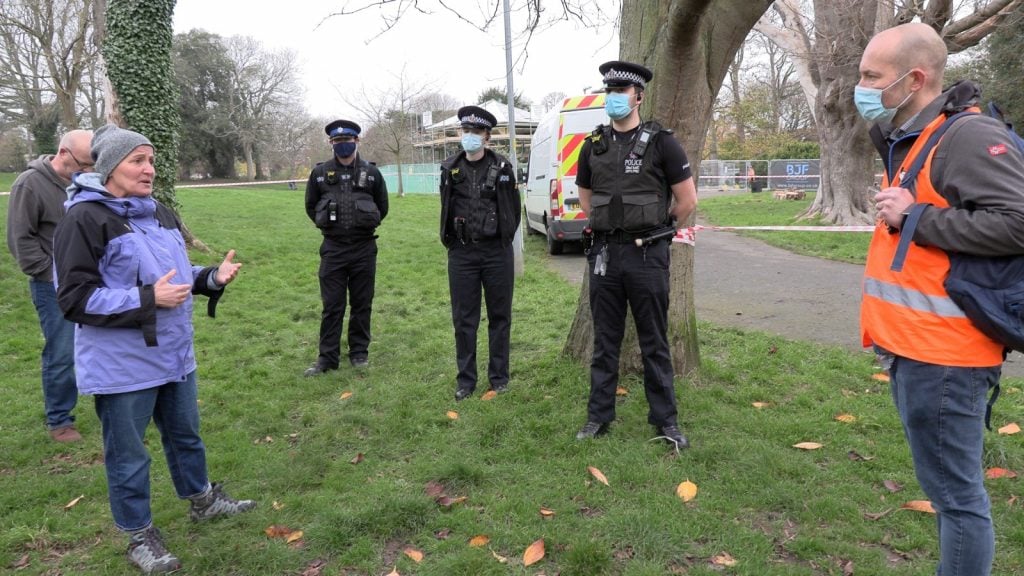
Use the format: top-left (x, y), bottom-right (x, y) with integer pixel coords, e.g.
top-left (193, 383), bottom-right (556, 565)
top-left (547, 232), bottom-right (564, 255)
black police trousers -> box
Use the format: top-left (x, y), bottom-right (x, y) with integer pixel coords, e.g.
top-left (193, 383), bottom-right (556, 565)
top-left (447, 239), bottom-right (513, 392)
top-left (317, 236), bottom-right (377, 368)
top-left (586, 239), bottom-right (677, 427)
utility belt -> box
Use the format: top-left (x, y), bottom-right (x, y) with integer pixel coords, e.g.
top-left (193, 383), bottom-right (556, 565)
top-left (593, 229), bottom-right (661, 244)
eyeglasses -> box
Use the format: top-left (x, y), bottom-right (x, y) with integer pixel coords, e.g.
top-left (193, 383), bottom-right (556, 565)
top-left (66, 149), bottom-right (95, 170)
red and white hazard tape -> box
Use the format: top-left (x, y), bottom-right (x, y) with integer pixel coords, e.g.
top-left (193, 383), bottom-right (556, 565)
top-left (176, 179), bottom-right (302, 189)
top-left (1, 179), bottom-right (303, 196)
top-left (672, 224), bottom-right (875, 246)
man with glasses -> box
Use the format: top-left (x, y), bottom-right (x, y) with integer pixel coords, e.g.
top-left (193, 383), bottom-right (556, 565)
top-left (6, 129), bottom-right (93, 442)
top-left (303, 119), bottom-right (388, 376)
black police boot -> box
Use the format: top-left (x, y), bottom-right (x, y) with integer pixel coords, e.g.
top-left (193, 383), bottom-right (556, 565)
top-left (350, 356), bottom-right (369, 368)
top-left (575, 421), bottom-right (609, 440)
top-left (489, 382), bottom-right (509, 394)
top-left (455, 387), bottom-right (474, 401)
top-left (303, 362), bottom-right (336, 377)
top-left (655, 425), bottom-right (690, 451)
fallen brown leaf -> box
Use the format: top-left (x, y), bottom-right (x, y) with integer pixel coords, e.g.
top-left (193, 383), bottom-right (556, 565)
top-left (751, 401), bottom-right (770, 409)
top-left (998, 422), bottom-right (1021, 435)
top-left (286, 530), bottom-right (304, 544)
top-left (523, 539), bottom-right (545, 566)
top-left (469, 535), bottom-right (490, 547)
top-left (863, 508), bottom-right (894, 521)
top-left (490, 548), bottom-right (508, 563)
top-left (986, 467), bottom-right (1018, 479)
top-left (676, 480), bottom-right (698, 502)
top-left (300, 559), bottom-right (327, 576)
top-left (901, 500), bottom-right (936, 514)
top-left (386, 568), bottom-right (399, 576)
top-left (404, 548), bottom-right (423, 563)
top-left (350, 453), bottom-right (364, 465)
top-left (12, 554), bottom-right (29, 569)
top-left (539, 507), bottom-right (555, 518)
top-left (434, 528), bottom-right (452, 539)
top-left (872, 372), bottom-right (890, 382)
top-left (265, 525), bottom-right (293, 538)
top-left (64, 494), bottom-right (85, 510)
top-left (842, 559), bottom-right (854, 576)
top-left (446, 410), bottom-right (459, 420)
top-left (436, 495), bottom-right (467, 507)
top-left (340, 391), bottom-right (353, 400)
top-left (588, 466), bottom-right (610, 486)
top-left (424, 481), bottom-right (445, 499)
top-left (481, 390), bottom-right (498, 401)
top-left (883, 479), bottom-right (903, 493)
top-left (1009, 495), bottom-right (1018, 506)
top-left (835, 413), bottom-right (856, 423)
top-left (847, 450), bottom-right (874, 461)
top-left (616, 386), bottom-right (629, 396)
top-left (711, 551), bottom-right (738, 567)
top-left (272, 500), bottom-right (284, 511)
top-left (792, 442), bottom-right (823, 450)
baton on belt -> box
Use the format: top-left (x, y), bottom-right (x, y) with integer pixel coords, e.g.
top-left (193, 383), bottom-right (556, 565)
top-left (634, 226), bottom-right (678, 247)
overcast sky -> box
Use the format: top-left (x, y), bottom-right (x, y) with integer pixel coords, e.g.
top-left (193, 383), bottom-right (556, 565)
top-left (173, 0), bottom-right (620, 120)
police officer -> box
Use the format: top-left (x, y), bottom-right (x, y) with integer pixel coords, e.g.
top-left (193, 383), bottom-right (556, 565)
top-left (574, 61), bottom-right (698, 449)
top-left (440, 106), bottom-right (521, 401)
top-left (304, 119), bottom-right (388, 376)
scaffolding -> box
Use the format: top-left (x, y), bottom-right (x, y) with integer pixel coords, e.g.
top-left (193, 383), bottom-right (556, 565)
top-left (412, 99), bottom-right (539, 168)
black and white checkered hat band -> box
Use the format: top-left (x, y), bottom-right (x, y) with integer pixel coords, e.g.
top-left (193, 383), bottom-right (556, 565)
top-left (461, 114), bottom-right (494, 128)
top-left (604, 68), bottom-right (646, 87)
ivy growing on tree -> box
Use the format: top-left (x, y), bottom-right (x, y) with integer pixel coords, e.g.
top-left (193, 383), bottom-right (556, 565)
top-left (102, 0), bottom-right (180, 208)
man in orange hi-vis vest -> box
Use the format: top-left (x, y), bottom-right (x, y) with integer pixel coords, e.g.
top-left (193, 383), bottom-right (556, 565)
top-left (858, 23), bottom-right (1024, 576)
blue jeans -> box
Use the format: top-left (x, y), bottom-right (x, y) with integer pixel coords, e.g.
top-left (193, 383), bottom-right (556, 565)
top-left (890, 355), bottom-right (1000, 576)
top-left (29, 279), bottom-right (77, 429)
top-left (94, 371), bottom-right (209, 531)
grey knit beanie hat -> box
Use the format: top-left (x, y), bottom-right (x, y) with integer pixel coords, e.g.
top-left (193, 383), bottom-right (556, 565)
top-left (91, 124), bottom-right (153, 183)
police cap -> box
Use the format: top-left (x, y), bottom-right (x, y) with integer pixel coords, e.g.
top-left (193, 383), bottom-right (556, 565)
top-left (457, 106), bottom-right (497, 130)
top-left (599, 60), bottom-right (653, 88)
top-left (325, 119), bottom-right (361, 138)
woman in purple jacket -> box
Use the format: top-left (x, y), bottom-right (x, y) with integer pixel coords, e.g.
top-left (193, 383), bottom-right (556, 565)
top-left (52, 125), bottom-right (255, 575)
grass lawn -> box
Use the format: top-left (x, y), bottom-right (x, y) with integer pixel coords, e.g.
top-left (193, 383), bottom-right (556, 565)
top-left (698, 192), bottom-right (871, 264)
top-left (1, 188), bottom-right (1022, 575)
top-left (1, 171), bottom-right (16, 192)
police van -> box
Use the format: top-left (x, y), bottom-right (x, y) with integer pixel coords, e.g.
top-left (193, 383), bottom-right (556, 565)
top-left (525, 94), bottom-right (608, 254)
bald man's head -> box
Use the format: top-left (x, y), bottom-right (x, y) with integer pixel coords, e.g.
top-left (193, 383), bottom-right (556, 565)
top-left (880, 23), bottom-right (947, 88)
top-left (859, 23), bottom-right (948, 125)
top-left (52, 129), bottom-right (94, 180)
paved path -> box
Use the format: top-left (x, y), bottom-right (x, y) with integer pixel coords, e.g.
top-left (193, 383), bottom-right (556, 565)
top-left (543, 191), bottom-right (1024, 378)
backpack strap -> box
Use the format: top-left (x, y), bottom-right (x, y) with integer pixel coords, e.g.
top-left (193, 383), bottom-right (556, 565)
top-left (889, 111), bottom-right (977, 272)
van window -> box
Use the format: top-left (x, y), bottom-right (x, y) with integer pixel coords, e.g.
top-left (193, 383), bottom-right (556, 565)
top-left (563, 111), bottom-right (603, 135)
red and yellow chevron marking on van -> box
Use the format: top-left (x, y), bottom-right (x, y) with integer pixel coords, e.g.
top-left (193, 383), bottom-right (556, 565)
top-left (555, 94), bottom-right (605, 220)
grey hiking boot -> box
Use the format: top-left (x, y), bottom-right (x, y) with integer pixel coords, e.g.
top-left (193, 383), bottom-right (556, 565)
top-left (575, 421), bottom-right (609, 440)
top-left (653, 425), bottom-right (690, 451)
top-left (126, 526), bottom-right (182, 574)
top-left (188, 482), bottom-right (257, 522)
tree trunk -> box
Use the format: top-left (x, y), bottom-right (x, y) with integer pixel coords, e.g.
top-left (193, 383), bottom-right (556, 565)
top-left (564, 0), bottom-right (773, 379)
top-left (799, 0), bottom-right (877, 225)
top-left (243, 141), bottom-right (255, 181)
top-left (395, 157), bottom-right (405, 197)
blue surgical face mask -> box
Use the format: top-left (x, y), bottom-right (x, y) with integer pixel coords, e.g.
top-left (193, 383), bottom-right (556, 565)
top-left (605, 92), bottom-right (635, 120)
top-left (333, 141), bottom-right (357, 158)
top-left (853, 70), bottom-right (913, 123)
top-left (461, 133), bottom-right (484, 153)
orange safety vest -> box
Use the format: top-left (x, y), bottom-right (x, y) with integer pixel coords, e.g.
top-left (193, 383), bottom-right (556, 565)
top-left (861, 110), bottom-right (1004, 367)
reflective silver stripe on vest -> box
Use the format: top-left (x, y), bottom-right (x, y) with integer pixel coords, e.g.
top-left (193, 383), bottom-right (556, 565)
top-left (863, 278), bottom-right (966, 318)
